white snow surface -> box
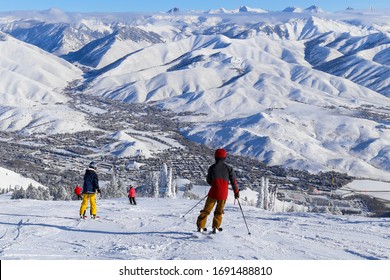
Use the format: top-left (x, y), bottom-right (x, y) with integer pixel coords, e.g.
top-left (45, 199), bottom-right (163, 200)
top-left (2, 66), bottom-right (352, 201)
top-left (0, 163), bottom-right (390, 261)
top-left (0, 193), bottom-right (389, 260)
top-left (339, 180), bottom-right (390, 201)
top-left (0, 167), bottom-right (45, 190)
top-left (0, 32), bottom-right (93, 135)
top-left (103, 129), bottom-right (184, 158)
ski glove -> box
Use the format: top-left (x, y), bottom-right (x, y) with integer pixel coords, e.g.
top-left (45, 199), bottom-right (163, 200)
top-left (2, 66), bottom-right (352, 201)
top-left (234, 191), bottom-right (240, 199)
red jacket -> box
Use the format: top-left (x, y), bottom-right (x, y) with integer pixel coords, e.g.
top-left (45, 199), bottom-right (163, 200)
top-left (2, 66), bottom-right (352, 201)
top-left (128, 187), bottom-right (136, 198)
top-left (74, 186), bottom-right (82, 195)
top-left (207, 159), bottom-right (239, 200)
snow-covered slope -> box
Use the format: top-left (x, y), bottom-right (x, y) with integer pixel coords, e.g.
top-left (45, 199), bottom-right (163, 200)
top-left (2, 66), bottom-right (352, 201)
top-left (64, 27), bottom-right (163, 69)
top-left (0, 32), bottom-right (92, 134)
top-left (82, 33), bottom-right (390, 179)
top-left (103, 129), bottom-right (184, 158)
top-left (0, 193), bottom-right (389, 260)
top-left (0, 167), bottom-right (44, 190)
top-left (0, 149), bottom-right (389, 260)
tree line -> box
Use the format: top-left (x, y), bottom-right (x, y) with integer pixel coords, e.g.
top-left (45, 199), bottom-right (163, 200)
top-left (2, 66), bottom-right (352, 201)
top-left (9, 162), bottom-right (177, 200)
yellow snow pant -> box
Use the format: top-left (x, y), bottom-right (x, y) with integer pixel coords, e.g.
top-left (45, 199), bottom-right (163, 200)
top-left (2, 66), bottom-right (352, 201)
top-left (80, 193), bottom-right (97, 216)
top-left (196, 197), bottom-right (226, 230)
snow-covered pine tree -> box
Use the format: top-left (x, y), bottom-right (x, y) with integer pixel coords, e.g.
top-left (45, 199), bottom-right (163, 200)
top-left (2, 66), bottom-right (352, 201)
top-left (117, 179), bottom-right (126, 197)
top-left (270, 184), bottom-right (278, 211)
top-left (107, 166), bottom-right (118, 197)
top-left (140, 164), bottom-right (176, 198)
top-left (256, 177), bottom-right (276, 211)
top-left (53, 185), bottom-right (71, 200)
top-left (162, 164), bottom-right (176, 198)
top-left (256, 177), bottom-right (266, 209)
top-left (153, 171), bottom-right (160, 198)
top-left (166, 165), bottom-right (176, 198)
top-left (11, 186), bottom-right (26, 199)
top-left (264, 177), bottom-right (270, 210)
top-left (141, 172), bottom-right (153, 197)
top-left (103, 166), bottom-right (126, 198)
top-left (160, 163), bottom-right (168, 194)
top-left (38, 186), bottom-right (52, 200)
top-left (26, 183), bottom-right (40, 199)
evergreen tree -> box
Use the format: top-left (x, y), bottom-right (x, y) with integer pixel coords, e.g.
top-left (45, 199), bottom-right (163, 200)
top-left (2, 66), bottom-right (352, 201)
top-left (160, 163), bottom-right (168, 197)
top-left (166, 165), bottom-right (176, 198)
top-left (55, 186), bottom-right (71, 200)
top-left (116, 178), bottom-right (126, 197)
top-left (256, 177), bottom-right (265, 209)
top-left (103, 166), bottom-right (126, 198)
top-left (269, 184), bottom-right (278, 211)
top-left (264, 177), bottom-right (270, 210)
top-left (39, 186), bottom-right (52, 200)
top-left (26, 183), bottom-right (40, 200)
top-left (11, 187), bottom-right (26, 199)
top-left (153, 171), bottom-right (160, 198)
top-left (256, 177), bottom-right (276, 211)
top-left (140, 172), bottom-right (154, 197)
top-left (140, 164), bottom-right (176, 198)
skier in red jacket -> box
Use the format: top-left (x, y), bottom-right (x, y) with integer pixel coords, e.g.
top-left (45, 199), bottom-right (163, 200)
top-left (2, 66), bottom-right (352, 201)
top-left (74, 185), bottom-right (82, 200)
top-left (196, 148), bottom-right (239, 234)
top-left (128, 186), bottom-right (136, 205)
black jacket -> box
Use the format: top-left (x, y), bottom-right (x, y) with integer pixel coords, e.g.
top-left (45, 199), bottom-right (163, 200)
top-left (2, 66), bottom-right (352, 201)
top-left (206, 158), bottom-right (238, 200)
top-left (82, 168), bottom-right (100, 194)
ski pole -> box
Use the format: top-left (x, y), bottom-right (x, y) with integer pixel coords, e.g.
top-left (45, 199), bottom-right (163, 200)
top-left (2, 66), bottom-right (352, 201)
top-left (182, 195), bottom-right (208, 218)
top-left (237, 198), bottom-right (251, 235)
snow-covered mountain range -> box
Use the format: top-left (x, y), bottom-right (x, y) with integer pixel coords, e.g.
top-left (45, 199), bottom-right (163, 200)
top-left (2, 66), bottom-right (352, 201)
top-left (0, 6), bottom-right (389, 180)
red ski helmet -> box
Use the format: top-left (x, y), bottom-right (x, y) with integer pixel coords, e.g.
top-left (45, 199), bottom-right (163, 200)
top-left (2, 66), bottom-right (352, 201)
top-left (215, 148), bottom-right (227, 158)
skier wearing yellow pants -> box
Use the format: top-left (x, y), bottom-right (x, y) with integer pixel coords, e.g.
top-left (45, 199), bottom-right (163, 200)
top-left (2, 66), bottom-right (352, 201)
top-left (197, 148), bottom-right (239, 234)
top-left (80, 193), bottom-right (97, 218)
top-left (80, 162), bottom-right (101, 219)
top-left (197, 197), bottom-right (226, 230)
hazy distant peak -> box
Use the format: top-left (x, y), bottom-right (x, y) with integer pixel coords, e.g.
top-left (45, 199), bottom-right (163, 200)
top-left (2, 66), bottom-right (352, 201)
top-left (39, 7), bottom-right (70, 22)
top-left (43, 7), bottom-right (64, 14)
top-left (282, 7), bottom-right (303, 13)
top-left (167, 7), bottom-right (180, 14)
top-left (239, 6), bottom-right (268, 13)
top-left (304, 5), bottom-right (325, 13)
top-left (207, 6), bottom-right (267, 14)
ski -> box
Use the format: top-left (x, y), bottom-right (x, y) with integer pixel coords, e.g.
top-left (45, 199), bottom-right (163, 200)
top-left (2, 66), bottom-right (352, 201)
top-left (206, 228), bottom-right (223, 239)
top-left (79, 215), bottom-right (100, 220)
top-left (190, 228), bottom-right (224, 239)
top-left (211, 228), bottom-right (223, 234)
top-left (190, 228), bottom-right (207, 239)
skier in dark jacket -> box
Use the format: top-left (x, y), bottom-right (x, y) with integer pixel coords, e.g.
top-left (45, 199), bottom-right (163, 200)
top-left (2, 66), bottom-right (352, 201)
top-left (196, 148), bottom-right (239, 233)
top-left (79, 162), bottom-right (101, 219)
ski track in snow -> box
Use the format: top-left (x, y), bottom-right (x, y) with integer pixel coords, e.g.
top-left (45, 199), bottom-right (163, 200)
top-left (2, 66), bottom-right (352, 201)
top-left (0, 196), bottom-right (389, 260)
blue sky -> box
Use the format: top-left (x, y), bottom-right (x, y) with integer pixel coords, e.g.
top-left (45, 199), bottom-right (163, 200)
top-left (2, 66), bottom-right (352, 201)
top-left (0, 0), bottom-right (388, 13)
